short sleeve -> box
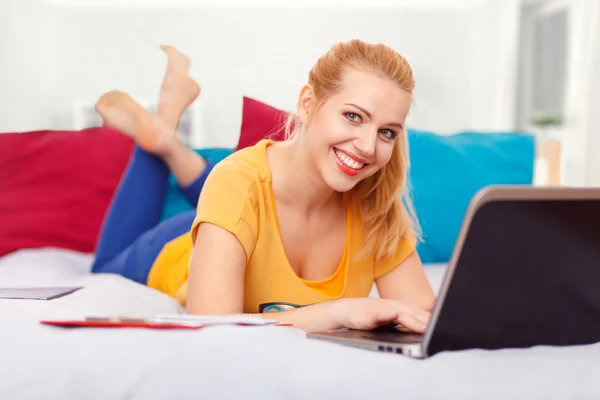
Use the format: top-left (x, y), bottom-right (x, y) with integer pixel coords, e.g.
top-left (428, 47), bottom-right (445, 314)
top-left (190, 160), bottom-right (259, 261)
top-left (373, 235), bottom-right (417, 279)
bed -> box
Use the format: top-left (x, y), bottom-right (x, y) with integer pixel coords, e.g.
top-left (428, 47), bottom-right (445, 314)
top-left (1, 95), bottom-right (585, 398)
top-left (1, 247), bottom-right (599, 399)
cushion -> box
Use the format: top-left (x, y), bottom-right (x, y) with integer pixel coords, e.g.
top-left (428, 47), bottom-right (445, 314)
top-left (408, 129), bottom-right (535, 263)
top-left (236, 96), bottom-right (289, 151)
top-left (221, 97), bottom-right (536, 264)
top-left (0, 127), bottom-right (134, 257)
top-left (160, 148), bottom-right (234, 222)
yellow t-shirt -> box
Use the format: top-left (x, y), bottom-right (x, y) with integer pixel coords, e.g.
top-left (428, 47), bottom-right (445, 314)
top-left (147, 139), bottom-right (415, 312)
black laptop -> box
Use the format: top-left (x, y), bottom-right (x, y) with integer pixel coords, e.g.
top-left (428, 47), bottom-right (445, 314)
top-left (308, 186), bottom-right (600, 358)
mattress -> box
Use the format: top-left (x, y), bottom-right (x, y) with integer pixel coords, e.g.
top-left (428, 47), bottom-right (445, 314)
top-left (1, 248), bottom-right (599, 399)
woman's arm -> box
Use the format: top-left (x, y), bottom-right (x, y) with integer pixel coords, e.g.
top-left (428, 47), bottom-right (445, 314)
top-left (186, 223), bottom-right (431, 333)
top-left (375, 251), bottom-right (436, 311)
top-left (186, 222), bottom-right (340, 331)
top-left (186, 222), bottom-right (246, 314)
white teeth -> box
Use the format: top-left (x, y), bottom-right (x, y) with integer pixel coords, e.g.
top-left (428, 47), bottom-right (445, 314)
top-left (334, 149), bottom-right (364, 170)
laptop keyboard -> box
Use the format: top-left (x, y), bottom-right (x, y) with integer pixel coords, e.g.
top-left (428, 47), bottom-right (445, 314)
top-left (360, 332), bottom-right (424, 344)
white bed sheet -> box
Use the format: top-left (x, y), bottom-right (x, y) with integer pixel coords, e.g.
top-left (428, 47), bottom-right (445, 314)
top-left (1, 248), bottom-right (599, 399)
top-left (0, 248), bottom-right (182, 321)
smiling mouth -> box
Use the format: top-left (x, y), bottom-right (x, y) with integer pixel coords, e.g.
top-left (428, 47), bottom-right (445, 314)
top-left (334, 148), bottom-right (366, 170)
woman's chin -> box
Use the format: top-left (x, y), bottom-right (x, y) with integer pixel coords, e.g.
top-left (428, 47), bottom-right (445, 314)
top-left (322, 169), bottom-right (362, 193)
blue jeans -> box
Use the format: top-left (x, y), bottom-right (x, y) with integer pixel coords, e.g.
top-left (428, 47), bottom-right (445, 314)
top-left (91, 146), bottom-right (213, 284)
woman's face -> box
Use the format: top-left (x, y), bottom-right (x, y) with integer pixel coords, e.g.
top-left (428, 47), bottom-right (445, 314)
top-left (299, 68), bottom-right (412, 193)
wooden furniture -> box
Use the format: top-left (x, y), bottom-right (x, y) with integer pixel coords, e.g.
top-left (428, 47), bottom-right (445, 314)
top-left (536, 139), bottom-right (562, 186)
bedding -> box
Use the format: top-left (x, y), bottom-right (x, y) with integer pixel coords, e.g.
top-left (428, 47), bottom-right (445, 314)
top-left (0, 248), bottom-right (182, 321)
top-left (1, 248), bottom-right (599, 399)
top-left (0, 97), bottom-right (578, 399)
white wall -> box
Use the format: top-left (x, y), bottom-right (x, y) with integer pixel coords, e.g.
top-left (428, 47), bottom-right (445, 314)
top-left (53, 7), bottom-right (478, 147)
top-left (559, 0), bottom-right (600, 187)
top-left (469, 0), bottom-right (521, 132)
top-left (571, 0), bottom-right (600, 186)
top-left (584, 41), bottom-right (600, 185)
top-left (0, 0), bottom-right (521, 148)
top-left (0, 0), bottom-right (61, 132)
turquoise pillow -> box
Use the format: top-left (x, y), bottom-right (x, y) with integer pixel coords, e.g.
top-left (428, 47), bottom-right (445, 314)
top-left (159, 131), bottom-right (535, 264)
top-left (407, 129), bottom-right (535, 263)
top-left (159, 148), bottom-right (234, 222)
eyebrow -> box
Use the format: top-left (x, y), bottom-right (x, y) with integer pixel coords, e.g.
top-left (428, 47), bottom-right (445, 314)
top-left (344, 103), bottom-right (404, 130)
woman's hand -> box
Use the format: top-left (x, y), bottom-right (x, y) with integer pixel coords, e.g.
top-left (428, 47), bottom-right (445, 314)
top-left (331, 298), bottom-right (432, 333)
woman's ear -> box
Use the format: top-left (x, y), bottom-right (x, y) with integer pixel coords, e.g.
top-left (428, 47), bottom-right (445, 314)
top-left (296, 84), bottom-right (315, 124)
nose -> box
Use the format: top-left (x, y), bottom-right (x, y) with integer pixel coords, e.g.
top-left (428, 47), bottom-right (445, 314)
top-left (353, 129), bottom-right (377, 158)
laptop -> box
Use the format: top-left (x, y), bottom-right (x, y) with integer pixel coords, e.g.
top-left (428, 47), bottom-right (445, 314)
top-left (308, 185), bottom-right (600, 358)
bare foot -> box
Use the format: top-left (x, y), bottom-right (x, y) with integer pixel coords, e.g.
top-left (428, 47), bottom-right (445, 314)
top-left (156, 45), bottom-right (201, 131)
top-left (96, 90), bottom-right (172, 154)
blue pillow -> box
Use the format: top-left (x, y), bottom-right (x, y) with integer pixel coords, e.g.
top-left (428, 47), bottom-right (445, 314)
top-left (159, 148), bottom-right (234, 222)
top-left (407, 129), bottom-right (535, 263)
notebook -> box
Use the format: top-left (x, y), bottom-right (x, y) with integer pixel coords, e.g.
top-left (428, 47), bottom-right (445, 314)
top-left (0, 287), bottom-right (82, 300)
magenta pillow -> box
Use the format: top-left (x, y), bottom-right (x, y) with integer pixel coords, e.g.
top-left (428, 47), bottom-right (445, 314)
top-left (0, 127), bottom-right (134, 257)
top-left (237, 96), bottom-right (290, 150)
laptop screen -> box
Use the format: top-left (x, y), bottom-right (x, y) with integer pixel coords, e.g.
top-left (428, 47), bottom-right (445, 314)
top-left (427, 198), bottom-right (600, 356)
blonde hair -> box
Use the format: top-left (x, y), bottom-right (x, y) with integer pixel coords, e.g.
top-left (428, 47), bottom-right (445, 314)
top-left (285, 39), bottom-right (420, 263)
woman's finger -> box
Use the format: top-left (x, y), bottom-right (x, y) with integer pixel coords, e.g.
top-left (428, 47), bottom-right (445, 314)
top-left (396, 313), bottom-right (427, 334)
top-left (373, 309), bottom-right (399, 327)
top-left (409, 308), bottom-right (431, 326)
top-left (425, 299), bottom-right (436, 312)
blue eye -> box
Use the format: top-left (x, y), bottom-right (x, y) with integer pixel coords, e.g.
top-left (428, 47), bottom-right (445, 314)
top-left (344, 112), bottom-right (361, 122)
top-left (379, 129), bottom-right (397, 140)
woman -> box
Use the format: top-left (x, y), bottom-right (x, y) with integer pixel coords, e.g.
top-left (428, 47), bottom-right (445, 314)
top-left (95, 40), bottom-right (436, 333)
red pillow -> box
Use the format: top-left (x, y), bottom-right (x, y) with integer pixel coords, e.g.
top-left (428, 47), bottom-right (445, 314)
top-left (0, 127), bottom-right (134, 257)
top-left (237, 96), bottom-right (291, 150)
